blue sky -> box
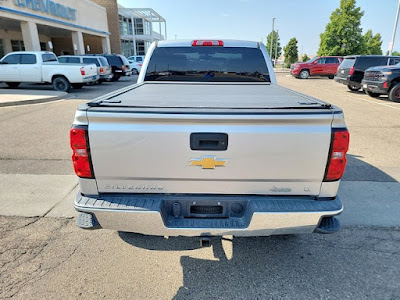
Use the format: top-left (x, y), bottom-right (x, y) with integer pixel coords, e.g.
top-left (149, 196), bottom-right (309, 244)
top-left (118, 0), bottom-right (400, 56)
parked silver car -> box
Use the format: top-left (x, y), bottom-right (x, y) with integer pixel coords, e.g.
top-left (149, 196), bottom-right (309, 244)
top-left (58, 55), bottom-right (113, 82)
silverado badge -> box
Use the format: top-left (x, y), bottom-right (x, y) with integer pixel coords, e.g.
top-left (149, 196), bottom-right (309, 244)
top-left (190, 156), bottom-right (227, 169)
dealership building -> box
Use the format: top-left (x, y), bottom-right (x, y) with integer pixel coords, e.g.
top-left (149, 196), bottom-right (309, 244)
top-left (0, 0), bottom-right (166, 57)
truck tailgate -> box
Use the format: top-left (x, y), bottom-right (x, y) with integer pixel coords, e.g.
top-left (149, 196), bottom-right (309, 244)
top-left (87, 110), bottom-right (333, 196)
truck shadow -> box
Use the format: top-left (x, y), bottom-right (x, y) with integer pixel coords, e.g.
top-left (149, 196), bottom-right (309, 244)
top-left (117, 154), bottom-right (397, 298)
top-left (344, 154), bottom-right (397, 182)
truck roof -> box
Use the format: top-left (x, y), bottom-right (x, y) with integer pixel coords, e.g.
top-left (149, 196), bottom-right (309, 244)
top-left (88, 82), bottom-right (333, 111)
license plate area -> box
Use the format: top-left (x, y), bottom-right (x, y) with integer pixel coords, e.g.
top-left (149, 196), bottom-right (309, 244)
top-left (163, 198), bottom-right (248, 220)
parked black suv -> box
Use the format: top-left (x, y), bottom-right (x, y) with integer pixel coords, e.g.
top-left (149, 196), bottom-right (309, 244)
top-left (334, 55), bottom-right (400, 91)
top-left (362, 64), bottom-right (400, 101)
top-left (93, 54), bottom-right (131, 81)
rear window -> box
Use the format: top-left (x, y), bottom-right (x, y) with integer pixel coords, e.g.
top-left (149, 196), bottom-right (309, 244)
top-left (58, 56), bottom-right (80, 63)
top-left (355, 57), bottom-right (389, 70)
top-left (136, 57), bottom-right (143, 62)
top-left (42, 53), bottom-right (57, 62)
top-left (340, 58), bottom-right (356, 69)
top-left (83, 57), bottom-right (100, 67)
top-left (105, 55), bottom-right (122, 66)
top-left (145, 47), bottom-right (270, 82)
top-left (98, 57), bottom-right (109, 66)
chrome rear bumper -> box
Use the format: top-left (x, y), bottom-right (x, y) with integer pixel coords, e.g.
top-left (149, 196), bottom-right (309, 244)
top-left (74, 193), bottom-right (343, 237)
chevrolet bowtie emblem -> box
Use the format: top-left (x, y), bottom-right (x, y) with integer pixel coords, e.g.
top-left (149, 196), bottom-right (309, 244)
top-left (190, 156), bottom-right (227, 169)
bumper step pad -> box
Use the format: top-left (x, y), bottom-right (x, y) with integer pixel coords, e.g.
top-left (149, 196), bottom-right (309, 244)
top-left (76, 212), bottom-right (101, 230)
top-left (314, 216), bottom-right (340, 234)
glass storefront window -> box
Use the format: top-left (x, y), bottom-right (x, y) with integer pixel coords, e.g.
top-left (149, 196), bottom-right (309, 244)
top-left (136, 41), bottom-right (145, 55)
top-left (134, 18), bottom-right (144, 35)
top-left (11, 40), bottom-right (25, 51)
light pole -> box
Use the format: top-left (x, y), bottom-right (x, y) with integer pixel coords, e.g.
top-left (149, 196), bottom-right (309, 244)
top-left (274, 29), bottom-right (279, 66)
top-left (270, 17), bottom-right (276, 59)
top-left (389, 0), bottom-right (400, 55)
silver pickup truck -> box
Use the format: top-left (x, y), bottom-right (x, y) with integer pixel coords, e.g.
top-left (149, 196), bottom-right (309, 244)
top-left (71, 40), bottom-right (349, 240)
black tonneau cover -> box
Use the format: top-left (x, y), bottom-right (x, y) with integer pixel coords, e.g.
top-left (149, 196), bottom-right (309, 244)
top-left (88, 82), bottom-right (332, 110)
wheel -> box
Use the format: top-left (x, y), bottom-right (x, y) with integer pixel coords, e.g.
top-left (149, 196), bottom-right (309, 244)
top-left (96, 80), bottom-right (103, 85)
top-left (328, 75), bottom-right (334, 79)
top-left (72, 83), bottom-right (83, 89)
top-left (299, 69), bottom-right (309, 79)
top-left (388, 83), bottom-right (400, 102)
top-left (6, 82), bottom-right (20, 88)
top-left (111, 74), bottom-right (120, 82)
top-left (132, 68), bottom-right (139, 75)
top-left (52, 76), bottom-right (71, 92)
top-left (366, 91), bottom-right (380, 98)
top-left (347, 84), bottom-right (360, 91)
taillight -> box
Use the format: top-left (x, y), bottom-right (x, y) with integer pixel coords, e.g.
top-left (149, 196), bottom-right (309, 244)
top-left (192, 40), bottom-right (224, 46)
top-left (138, 64), bottom-right (142, 66)
top-left (100, 67), bottom-right (104, 74)
top-left (70, 125), bottom-right (94, 178)
top-left (324, 128), bottom-right (350, 182)
top-left (122, 65), bottom-right (126, 71)
top-left (80, 67), bottom-right (85, 76)
top-left (349, 66), bottom-right (354, 75)
top-left (383, 81), bottom-right (388, 89)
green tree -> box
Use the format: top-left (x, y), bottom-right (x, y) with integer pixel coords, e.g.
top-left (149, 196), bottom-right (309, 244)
top-left (266, 30), bottom-right (282, 59)
top-left (301, 54), bottom-right (310, 62)
top-left (386, 50), bottom-right (400, 56)
top-left (364, 30), bottom-right (382, 55)
top-left (318, 0), bottom-right (365, 56)
top-left (284, 37), bottom-right (299, 68)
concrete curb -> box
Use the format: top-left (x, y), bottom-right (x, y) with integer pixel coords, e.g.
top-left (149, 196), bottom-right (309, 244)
top-left (0, 93), bottom-right (68, 107)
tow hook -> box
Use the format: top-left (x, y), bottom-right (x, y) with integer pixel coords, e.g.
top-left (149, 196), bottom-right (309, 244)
top-left (200, 237), bottom-right (211, 247)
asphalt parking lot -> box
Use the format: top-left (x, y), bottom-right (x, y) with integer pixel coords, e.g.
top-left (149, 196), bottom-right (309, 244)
top-left (0, 73), bottom-right (399, 299)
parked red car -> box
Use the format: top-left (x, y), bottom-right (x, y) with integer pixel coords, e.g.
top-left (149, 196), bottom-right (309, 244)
top-left (290, 56), bottom-right (343, 79)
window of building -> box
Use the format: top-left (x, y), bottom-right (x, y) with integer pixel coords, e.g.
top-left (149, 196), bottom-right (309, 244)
top-left (11, 40), bottom-right (25, 51)
top-left (40, 42), bottom-right (47, 51)
top-left (136, 41), bottom-right (145, 55)
top-left (134, 18), bottom-right (144, 35)
top-left (145, 21), bottom-right (151, 35)
top-left (121, 40), bottom-right (134, 57)
top-left (0, 40), bottom-right (4, 58)
top-left (20, 54), bottom-right (37, 64)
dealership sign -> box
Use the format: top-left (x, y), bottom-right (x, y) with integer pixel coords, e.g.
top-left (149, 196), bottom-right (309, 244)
top-left (14, 0), bottom-right (77, 21)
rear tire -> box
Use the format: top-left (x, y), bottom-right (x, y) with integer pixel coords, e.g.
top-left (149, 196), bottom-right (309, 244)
top-left (6, 82), bottom-right (20, 88)
top-left (132, 68), bottom-right (139, 75)
top-left (72, 83), bottom-right (84, 89)
top-left (347, 84), bottom-right (360, 91)
top-left (388, 83), bottom-right (400, 102)
top-left (299, 69), bottom-right (309, 79)
top-left (111, 74), bottom-right (120, 82)
top-left (328, 75), bottom-right (334, 79)
top-left (366, 91), bottom-right (380, 98)
top-left (52, 76), bottom-right (71, 92)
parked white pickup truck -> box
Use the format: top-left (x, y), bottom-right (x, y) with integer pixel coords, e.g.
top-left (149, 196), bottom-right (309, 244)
top-left (71, 40), bottom-right (349, 242)
top-left (0, 51), bottom-right (98, 92)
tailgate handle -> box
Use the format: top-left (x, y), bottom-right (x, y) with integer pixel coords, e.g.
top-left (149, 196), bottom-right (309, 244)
top-left (190, 133), bottom-right (228, 151)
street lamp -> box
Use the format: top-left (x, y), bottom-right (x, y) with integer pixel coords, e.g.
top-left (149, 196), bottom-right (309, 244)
top-left (389, 0), bottom-right (400, 55)
top-left (270, 17), bottom-right (276, 59)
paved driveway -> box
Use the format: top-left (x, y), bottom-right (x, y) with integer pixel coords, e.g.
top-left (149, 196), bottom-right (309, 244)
top-left (0, 74), bottom-right (399, 299)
